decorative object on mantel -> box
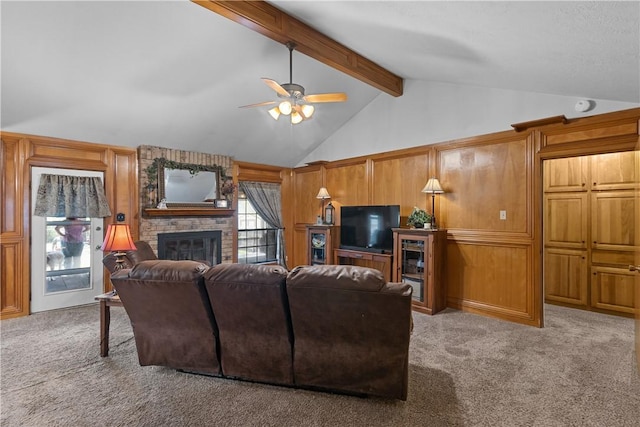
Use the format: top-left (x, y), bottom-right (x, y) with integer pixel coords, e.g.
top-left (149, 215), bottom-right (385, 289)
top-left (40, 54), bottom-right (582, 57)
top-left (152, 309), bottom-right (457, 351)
top-left (220, 178), bottom-right (237, 202)
top-left (421, 178), bottom-right (444, 229)
top-left (215, 199), bottom-right (229, 208)
top-left (407, 207), bottom-right (431, 229)
top-left (316, 187), bottom-right (331, 223)
top-left (157, 198), bottom-right (167, 209)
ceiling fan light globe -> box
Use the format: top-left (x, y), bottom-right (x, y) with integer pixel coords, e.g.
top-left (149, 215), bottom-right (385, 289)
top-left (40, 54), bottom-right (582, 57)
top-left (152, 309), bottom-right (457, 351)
top-left (279, 101), bottom-right (292, 115)
top-left (301, 104), bottom-right (315, 118)
top-left (268, 107), bottom-right (281, 120)
top-left (291, 111), bottom-right (303, 124)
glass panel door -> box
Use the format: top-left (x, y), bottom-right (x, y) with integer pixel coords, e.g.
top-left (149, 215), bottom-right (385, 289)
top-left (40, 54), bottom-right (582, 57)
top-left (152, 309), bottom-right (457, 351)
top-left (310, 231), bottom-right (327, 265)
top-left (31, 167), bottom-right (105, 313)
top-left (400, 238), bottom-right (425, 303)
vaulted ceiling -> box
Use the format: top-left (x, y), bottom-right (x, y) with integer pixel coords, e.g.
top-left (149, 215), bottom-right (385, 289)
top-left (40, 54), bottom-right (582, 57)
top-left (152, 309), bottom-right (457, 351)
top-left (2, 1), bottom-right (638, 167)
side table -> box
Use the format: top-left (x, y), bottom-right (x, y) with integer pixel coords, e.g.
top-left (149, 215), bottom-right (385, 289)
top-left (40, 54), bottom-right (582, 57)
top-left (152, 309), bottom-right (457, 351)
top-left (95, 291), bottom-right (123, 357)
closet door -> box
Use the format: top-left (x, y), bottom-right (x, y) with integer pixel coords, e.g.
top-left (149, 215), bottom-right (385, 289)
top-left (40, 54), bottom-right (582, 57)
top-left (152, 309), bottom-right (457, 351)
top-left (544, 193), bottom-right (588, 249)
top-left (544, 156), bottom-right (588, 193)
top-left (544, 248), bottom-right (588, 306)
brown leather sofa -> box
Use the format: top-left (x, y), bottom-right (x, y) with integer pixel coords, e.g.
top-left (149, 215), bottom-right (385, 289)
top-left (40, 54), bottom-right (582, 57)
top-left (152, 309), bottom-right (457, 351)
top-left (110, 261), bottom-right (413, 400)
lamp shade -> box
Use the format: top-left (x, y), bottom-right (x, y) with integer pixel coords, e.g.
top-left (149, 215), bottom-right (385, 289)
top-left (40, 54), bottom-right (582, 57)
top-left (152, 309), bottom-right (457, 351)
top-left (279, 100), bottom-right (292, 115)
top-left (421, 178), bottom-right (444, 194)
top-left (268, 107), bottom-right (281, 120)
top-left (291, 110), bottom-right (303, 124)
top-left (101, 224), bottom-right (136, 252)
top-left (316, 187), bottom-right (331, 199)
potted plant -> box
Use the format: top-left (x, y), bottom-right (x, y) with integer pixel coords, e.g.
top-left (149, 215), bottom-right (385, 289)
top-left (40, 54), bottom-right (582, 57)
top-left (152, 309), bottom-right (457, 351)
top-left (407, 207), bottom-right (432, 229)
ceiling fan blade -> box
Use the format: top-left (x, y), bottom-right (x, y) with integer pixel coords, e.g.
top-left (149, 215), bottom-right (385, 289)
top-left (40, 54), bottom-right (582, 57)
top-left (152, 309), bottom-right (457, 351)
top-left (239, 101), bottom-right (277, 109)
top-left (303, 92), bottom-right (347, 103)
top-left (262, 78), bottom-right (291, 98)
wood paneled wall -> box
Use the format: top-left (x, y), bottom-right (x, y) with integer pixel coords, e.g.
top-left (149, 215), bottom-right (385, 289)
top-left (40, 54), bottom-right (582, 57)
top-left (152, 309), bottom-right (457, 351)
top-left (289, 108), bottom-right (640, 327)
top-left (0, 132), bottom-right (138, 319)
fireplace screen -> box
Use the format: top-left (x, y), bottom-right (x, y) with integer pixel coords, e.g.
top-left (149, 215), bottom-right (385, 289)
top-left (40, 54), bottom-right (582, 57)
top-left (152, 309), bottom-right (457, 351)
top-left (157, 231), bottom-right (222, 265)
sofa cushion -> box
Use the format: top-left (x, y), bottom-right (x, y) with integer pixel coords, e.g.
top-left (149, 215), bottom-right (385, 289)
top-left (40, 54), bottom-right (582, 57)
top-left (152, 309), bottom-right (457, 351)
top-left (286, 264), bottom-right (386, 292)
top-left (203, 263), bottom-right (293, 385)
top-left (110, 259), bottom-right (220, 375)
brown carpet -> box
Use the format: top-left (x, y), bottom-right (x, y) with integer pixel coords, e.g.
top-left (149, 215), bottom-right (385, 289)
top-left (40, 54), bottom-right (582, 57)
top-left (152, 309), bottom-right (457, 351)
top-left (1, 303), bottom-right (638, 426)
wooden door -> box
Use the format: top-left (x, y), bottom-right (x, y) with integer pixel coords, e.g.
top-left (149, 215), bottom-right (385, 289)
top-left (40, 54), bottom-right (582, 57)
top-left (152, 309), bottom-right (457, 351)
top-left (544, 156), bottom-right (588, 192)
top-left (544, 248), bottom-right (588, 306)
top-left (544, 193), bottom-right (588, 249)
top-left (591, 191), bottom-right (637, 251)
top-left (591, 266), bottom-right (636, 315)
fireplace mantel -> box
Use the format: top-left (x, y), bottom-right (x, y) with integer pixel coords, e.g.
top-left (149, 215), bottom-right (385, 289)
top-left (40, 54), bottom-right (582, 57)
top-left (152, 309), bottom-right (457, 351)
top-left (144, 208), bottom-right (234, 217)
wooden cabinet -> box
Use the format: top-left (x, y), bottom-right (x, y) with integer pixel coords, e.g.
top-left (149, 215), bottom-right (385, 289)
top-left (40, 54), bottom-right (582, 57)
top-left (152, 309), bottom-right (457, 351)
top-left (590, 151), bottom-right (638, 191)
top-left (591, 266), bottom-right (637, 315)
top-left (543, 152), bottom-right (638, 316)
top-left (591, 191), bottom-right (637, 251)
top-left (544, 193), bottom-right (587, 249)
top-left (544, 156), bottom-right (587, 192)
top-left (306, 225), bottom-right (339, 266)
top-left (392, 228), bottom-right (447, 315)
top-left (334, 248), bottom-right (392, 282)
top-left (544, 248), bottom-right (588, 306)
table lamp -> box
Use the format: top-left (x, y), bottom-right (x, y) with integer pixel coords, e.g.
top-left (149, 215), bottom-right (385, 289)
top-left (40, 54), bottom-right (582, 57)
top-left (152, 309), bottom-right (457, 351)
top-left (316, 187), bottom-right (331, 223)
top-left (101, 222), bottom-right (137, 270)
top-left (421, 178), bottom-right (444, 229)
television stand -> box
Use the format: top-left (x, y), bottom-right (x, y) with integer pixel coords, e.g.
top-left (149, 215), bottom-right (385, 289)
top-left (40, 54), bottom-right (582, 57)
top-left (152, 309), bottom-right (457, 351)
top-left (333, 248), bottom-right (392, 282)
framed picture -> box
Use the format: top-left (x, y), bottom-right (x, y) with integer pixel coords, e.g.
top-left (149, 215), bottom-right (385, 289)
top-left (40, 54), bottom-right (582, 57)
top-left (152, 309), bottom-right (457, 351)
top-left (215, 199), bottom-right (229, 208)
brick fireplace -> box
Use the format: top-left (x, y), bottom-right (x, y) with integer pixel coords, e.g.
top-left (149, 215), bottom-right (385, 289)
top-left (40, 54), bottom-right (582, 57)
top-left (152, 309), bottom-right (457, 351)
top-left (138, 146), bottom-right (235, 263)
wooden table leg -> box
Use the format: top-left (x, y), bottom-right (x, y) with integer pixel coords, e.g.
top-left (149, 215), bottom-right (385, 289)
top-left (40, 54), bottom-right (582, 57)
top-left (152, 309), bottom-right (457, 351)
top-left (99, 299), bottom-right (111, 357)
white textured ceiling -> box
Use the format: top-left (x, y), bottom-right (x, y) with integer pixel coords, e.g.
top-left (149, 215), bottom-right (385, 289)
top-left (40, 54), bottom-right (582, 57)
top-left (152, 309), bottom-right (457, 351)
top-left (2, 1), bottom-right (639, 167)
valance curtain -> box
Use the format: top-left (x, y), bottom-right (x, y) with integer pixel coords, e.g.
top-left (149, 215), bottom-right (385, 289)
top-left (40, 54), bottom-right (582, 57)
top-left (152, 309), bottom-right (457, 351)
top-left (239, 181), bottom-right (287, 269)
top-left (33, 174), bottom-right (112, 218)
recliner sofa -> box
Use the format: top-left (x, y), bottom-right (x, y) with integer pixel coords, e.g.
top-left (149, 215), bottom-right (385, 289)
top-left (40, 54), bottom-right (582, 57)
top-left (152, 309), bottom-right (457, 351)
top-left (110, 261), bottom-right (413, 400)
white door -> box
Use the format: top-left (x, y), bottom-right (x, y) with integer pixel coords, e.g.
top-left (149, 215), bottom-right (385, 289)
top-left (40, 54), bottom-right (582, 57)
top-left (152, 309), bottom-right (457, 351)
top-left (31, 167), bottom-right (105, 312)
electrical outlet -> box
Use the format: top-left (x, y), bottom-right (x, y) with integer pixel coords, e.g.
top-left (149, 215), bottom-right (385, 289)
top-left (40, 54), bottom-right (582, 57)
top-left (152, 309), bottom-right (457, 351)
top-left (499, 210), bottom-right (507, 220)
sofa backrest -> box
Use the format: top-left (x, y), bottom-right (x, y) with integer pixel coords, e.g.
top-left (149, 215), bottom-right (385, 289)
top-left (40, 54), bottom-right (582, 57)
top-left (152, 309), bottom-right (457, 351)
top-left (110, 259), bottom-right (220, 375)
top-left (286, 264), bottom-right (413, 400)
top-left (203, 263), bottom-right (293, 385)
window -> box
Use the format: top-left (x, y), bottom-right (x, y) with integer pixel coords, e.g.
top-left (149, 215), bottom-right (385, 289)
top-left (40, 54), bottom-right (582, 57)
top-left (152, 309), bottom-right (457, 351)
top-left (237, 193), bottom-right (278, 264)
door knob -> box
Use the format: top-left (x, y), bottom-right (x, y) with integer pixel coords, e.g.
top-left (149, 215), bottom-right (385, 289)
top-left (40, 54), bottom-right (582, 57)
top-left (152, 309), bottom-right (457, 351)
top-left (628, 265), bottom-right (640, 272)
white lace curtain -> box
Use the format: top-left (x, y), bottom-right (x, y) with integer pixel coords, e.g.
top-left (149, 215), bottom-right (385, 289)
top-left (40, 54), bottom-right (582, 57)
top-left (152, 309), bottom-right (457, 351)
top-left (33, 174), bottom-right (112, 218)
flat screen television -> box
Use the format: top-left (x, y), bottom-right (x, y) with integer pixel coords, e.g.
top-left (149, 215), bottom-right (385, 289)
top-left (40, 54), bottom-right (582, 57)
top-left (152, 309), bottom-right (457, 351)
top-left (340, 205), bottom-right (400, 254)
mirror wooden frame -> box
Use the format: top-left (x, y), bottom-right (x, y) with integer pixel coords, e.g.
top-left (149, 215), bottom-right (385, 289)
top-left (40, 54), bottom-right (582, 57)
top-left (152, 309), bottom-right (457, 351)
top-left (153, 158), bottom-right (225, 208)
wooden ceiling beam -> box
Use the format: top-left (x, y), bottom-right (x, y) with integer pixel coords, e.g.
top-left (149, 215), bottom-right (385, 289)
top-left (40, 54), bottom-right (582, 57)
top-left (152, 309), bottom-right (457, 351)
top-left (192, 0), bottom-right (403, 97)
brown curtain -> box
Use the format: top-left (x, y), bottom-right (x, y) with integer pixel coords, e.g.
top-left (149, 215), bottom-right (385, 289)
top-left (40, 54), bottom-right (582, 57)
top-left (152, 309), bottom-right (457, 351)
top-left (33, 174), bottom-right (112, 218)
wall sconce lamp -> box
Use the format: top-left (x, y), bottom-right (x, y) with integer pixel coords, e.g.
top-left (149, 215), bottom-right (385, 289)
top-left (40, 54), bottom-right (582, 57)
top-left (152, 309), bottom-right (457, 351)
top-left (101, 217), bottom-right (137, 270)
top-left (316, 187), bottom-right (331, 223)
top-left (421, 178), bottom-right (444, 229)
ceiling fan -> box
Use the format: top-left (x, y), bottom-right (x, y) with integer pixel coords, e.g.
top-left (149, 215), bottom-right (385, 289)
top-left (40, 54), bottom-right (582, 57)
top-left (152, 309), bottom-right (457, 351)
top-left (239, 42), bottom-right (347, 124)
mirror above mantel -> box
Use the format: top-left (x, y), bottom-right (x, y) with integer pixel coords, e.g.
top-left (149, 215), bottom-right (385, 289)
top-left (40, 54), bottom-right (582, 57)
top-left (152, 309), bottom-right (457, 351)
top-left (159, 166), bottom-right (219, 207)
top-left (143, 157), bottom-right (234, 216)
